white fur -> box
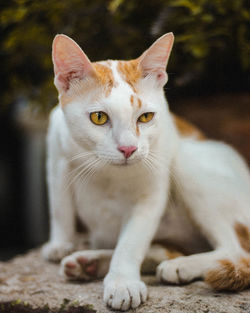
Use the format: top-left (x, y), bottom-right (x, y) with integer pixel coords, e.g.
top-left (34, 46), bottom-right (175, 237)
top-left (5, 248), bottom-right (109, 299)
top-left (43, 35), bottom-right (250, 311)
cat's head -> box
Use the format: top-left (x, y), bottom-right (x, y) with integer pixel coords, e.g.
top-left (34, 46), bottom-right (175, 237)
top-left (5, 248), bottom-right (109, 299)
top-left (52, 33), bottom-right (174, 167)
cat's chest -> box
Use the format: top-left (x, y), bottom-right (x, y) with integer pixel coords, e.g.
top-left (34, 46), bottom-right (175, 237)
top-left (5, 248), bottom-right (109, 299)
top-left (73, 172), bottom-right (147, 232)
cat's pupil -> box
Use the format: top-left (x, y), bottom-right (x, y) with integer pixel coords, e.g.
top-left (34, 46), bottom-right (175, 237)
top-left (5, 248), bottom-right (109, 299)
top-left (144, 113), bottom-right (148, 119)
top-left (98, 112), bottom-right (102, 120)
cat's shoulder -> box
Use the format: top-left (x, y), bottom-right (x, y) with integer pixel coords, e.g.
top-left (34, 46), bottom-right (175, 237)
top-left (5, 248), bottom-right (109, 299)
top-left (172, 113), bottom-right (205, 140)
top-left (48, 105), bottom-right (71, 144)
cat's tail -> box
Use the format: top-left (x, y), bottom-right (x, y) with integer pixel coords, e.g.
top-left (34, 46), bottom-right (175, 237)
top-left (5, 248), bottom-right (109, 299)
top-left (205, 257), bottom-right (250, 291)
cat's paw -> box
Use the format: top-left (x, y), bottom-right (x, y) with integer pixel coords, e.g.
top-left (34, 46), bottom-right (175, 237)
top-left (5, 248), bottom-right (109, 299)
top-left (60, 250), bottom-right (110, 280)
top-left (103, 274), bottom-right (147, 311)
top-left (42, 241), bottom-right (74, 262)
top-left (156, 257), bottom-right (199, 284)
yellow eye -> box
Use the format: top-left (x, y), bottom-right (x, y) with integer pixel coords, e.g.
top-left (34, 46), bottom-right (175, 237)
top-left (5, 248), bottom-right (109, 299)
top-left (90, 112), bottom-right (109, 125)
top-left (138, 112), bottom-right (154, 123)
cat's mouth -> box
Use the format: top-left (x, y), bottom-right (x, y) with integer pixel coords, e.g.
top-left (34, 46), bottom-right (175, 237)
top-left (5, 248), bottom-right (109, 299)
top-left (97, 153), bottom-right (144, 167)
top-left (114, 160), bottom-right (130, 167)
top-left (111, 157), bottom-right (141, 167)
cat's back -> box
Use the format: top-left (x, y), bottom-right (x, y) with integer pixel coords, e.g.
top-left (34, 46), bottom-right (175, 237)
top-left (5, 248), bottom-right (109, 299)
top-left (172, 114), bottom-right (205, 141)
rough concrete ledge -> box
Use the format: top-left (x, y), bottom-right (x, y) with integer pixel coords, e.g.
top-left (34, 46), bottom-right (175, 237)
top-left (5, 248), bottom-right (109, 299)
top-left (0, 249), bottom-right (250, 313)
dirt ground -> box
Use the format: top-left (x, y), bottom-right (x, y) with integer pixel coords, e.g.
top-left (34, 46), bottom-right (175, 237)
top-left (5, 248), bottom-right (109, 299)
top-left (0, 249), bottom-right (250, 313)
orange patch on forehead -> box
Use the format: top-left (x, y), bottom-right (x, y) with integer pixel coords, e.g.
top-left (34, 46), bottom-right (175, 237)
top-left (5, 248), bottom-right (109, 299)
top-left (93, 62), bottom-right (114, 96)
top-left (172, 114), bottom-right (205, 140)
top-left (60, 62), bottom-right (114, 106)
top-left (130, 94), bottom-right (142, 109)
top-left (117, 59), bottom-right (141, 92)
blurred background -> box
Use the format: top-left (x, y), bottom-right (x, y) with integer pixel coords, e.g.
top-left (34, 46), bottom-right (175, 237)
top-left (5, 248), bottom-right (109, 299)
top-left (0, 0), bottom-right (250, 260)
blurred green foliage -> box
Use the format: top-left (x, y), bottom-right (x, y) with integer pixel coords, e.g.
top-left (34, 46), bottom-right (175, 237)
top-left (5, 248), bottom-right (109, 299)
top-left (1, 0), bottom-right (250, 112)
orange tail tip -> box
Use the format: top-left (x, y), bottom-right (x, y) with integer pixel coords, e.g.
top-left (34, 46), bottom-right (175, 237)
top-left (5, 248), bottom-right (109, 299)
top-left (205, 258), bottom-right (250, 291)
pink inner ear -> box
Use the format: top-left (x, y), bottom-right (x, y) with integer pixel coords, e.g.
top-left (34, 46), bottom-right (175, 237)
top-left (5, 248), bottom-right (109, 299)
top-left (157, 71), bottom-right (166, 80)
top-left (56, 69), bottom-right (85, 92)
top-left (139, 32), bottom-right (174, 82)
top-left (52, 34), bottom-right (94, 92)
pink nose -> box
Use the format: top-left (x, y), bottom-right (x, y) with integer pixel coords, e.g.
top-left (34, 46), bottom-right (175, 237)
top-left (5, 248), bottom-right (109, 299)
top-left (118, 145), bottom-right (137, 159)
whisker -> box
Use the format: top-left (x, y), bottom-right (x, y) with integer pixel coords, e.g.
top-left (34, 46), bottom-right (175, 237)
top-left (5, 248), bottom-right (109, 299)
top-left (79, 158), bottom-right (108, 189)
top-left (69, 151), bottom-right (96, 163)
top-left (142, 158), bottom-right (154, 174)
top-left (66, 156), bottom-right (96, 181)
top-left (64, 157), bottom-right (100, 191)
top-left (146, 151), bottom-right (183, 194)
top-left (142, 156), bottom-right (161, 176)
top-left (65, 151), bottom-right (98, 188)
top-left (146, 153), bottom-right (164, 174)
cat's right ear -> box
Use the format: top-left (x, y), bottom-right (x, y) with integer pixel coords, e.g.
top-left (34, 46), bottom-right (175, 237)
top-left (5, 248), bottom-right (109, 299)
top-left (138, 32), bottom-right (174, 87)
top-left (52, 34), bottom-right (95, 93)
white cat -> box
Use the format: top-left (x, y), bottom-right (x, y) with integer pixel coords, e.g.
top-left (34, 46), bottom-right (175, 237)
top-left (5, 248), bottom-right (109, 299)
top-left (42, 33), bottom-right (250, 311)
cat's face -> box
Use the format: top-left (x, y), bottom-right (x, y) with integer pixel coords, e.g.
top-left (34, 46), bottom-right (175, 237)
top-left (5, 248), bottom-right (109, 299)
top-left (52, 33), bottom-right (174, 166)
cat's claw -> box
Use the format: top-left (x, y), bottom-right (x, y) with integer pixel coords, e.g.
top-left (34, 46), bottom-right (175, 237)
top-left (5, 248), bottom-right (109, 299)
top-left (42, 241), bottom-right (74, 262)
top-left (103, 275), bottom-right (147, 311)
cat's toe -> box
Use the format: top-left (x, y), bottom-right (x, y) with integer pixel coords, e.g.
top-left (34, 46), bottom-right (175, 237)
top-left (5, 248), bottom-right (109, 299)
top-left (157, 258), bottom-right (198, 284)
top-left (61, 255), bottom-right (83, 279)
top-left (77, 256), bottom-right (98, 277)
top-left (63, 259), bottom-right (81, 278)
top-left (104, 274), bottom-right (147, 311)
top-left (157, 260), bottom-right (179, 283)
top-left (61, 252), bottom-right (100, 281)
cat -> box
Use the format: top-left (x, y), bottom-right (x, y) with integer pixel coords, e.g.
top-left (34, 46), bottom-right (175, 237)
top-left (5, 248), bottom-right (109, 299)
top-left (42, 32), bottom-right (250, 311)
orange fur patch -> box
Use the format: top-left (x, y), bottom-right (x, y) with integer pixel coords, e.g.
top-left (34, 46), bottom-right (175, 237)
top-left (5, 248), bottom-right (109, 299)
top-left (117, 59), bottom-right (141, 92)
top-left (137, 98), bottom-right (142, 109)
top-left (165, 249), bottom-right (183, 260)
top-left (93, 63), bottom-right (114, 97)
top-left (60, 62), bottom-right (114, 106)
top-left (130, 95), bottom-right (134, 106)
top-left (130, 94), bottom-right (142, 109)
top-left (206, 258), bottom-right (250, 291)
top-left (172, 114), bottom-right (205, 140)
top-left (235, 222), bottom-right (250, 252)
top-left (136, 124), bottom-right (140, 136)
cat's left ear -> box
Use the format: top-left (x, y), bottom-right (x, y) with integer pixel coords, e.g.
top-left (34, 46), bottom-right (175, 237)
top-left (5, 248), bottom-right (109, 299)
top-left (52, 34), bottom-right (95, 93)
top-left (138, 32), bottom-right (174, 86)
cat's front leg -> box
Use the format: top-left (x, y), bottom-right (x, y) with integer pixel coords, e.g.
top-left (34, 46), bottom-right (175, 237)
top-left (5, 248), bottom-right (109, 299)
top-left (42, 157), bottom-right (76, 262)
top-left (104, 184), bottom-right (168, 311)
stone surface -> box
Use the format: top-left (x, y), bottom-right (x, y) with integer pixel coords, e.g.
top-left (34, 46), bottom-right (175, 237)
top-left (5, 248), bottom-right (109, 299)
top-left (1, 249), bottom-right (250, 312)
